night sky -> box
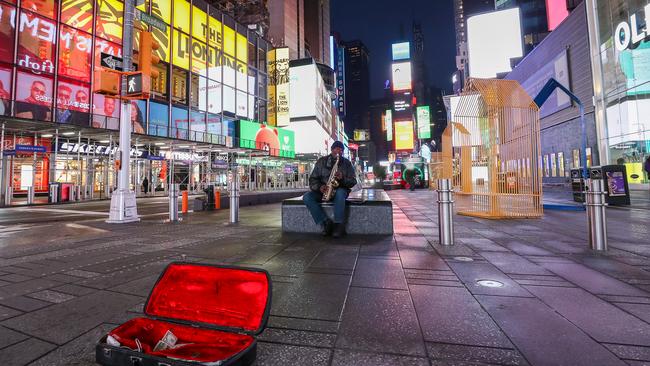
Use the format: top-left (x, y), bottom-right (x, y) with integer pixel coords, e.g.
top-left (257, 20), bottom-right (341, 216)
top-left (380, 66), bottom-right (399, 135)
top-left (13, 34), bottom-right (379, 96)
top-left (331, 0), bottom-right (456, 99)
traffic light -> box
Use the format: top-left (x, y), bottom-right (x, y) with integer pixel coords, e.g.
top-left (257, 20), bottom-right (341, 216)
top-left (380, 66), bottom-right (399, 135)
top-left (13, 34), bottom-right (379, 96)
top-left (138, 31), bottom-right (160, 82)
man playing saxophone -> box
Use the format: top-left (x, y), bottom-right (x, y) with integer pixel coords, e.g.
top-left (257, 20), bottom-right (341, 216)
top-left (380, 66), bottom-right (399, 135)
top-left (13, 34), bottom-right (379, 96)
top-left (302, 141), bottom-right (357, 237)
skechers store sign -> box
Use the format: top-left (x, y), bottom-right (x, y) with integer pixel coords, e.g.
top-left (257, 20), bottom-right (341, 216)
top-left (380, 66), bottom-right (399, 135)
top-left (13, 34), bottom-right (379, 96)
top-left (57, 142), bottom-right (146, 158)
top-left (615, 4), bottom-right (650, 51)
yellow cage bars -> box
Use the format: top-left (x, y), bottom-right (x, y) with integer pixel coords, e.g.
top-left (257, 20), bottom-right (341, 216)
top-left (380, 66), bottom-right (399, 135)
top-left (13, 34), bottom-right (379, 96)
top-left (449, 78), bottom-right (543, 219)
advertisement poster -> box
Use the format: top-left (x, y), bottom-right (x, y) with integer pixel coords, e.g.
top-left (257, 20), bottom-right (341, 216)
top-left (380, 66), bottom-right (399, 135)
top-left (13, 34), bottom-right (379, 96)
top-left (391, 61), bottom-right (412, 91)
top-left (238, 120), bottom-right (295, 158)
top-left (416, 106), bottom-right (431, 139)
top-left (394, 121), bottom-right (414, 151)
top-left (606, 171), bottom-right (626, 196)
top-left (385, 110), bottom-right (393, 141)
top-left (267, 47), bottom-right (290, 126)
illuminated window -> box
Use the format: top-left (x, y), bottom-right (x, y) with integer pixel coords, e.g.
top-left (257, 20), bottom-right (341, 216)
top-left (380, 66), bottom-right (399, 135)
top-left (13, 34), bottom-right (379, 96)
top-left (0, 65), bottom-right (12, 116)
top-left (0, 3), bottom-right (16, 64)
top-left (173, 0), bottom-right (190, 33)
top-left (151, 62), bottom-right (169, 101)
top-left (15, 70), bottom-right (54, 121)
top-left (21, 0), bottom-right (56, 19)
top-left (58, 26), bottom-right (92, 82)
top-left (97, 0), bottom-right (123, 43)
top-left (172, 29), bottom-right (190, 70)
top-left (61, 0), bottom-right (93, 33)
top-left (151, 0), bottom-right (171, 24)
top-left (171, 67), bottom-right (187, 104)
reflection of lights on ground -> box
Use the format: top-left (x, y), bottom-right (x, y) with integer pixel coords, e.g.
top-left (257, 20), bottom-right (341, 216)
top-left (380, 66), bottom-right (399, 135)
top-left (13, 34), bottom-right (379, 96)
top-left (453, 256), bottom-right (474, 262)
top-left (477, 279), bottom-right (504, 288)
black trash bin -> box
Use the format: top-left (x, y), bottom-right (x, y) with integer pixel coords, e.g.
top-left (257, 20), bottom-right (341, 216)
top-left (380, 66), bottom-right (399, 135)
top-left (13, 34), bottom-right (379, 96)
top-left (570, 168), bottom-right (585, 203)
top-left (203, 185), bottom-right (215, 210)
top-left (48, 182), bottom-right (61, 203)
top-left (590, 165), bottom-right (631, 206)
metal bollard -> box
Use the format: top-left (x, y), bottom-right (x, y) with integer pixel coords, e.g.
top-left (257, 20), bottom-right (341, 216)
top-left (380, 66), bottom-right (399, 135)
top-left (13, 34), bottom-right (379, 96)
top-left (4, 186), bottom-right (12, 206)
top-left (585, 179), bottom-right (608, 251)
top-left (437, 179), bottom-right (455, 246)
top-left (169, 183), bottom-right (179, 222)
top-left (230, 174), bottom-right (240, 223)
top-left (27, 186), bottom-right (34, 205)
top-left (76, 185), bottom-right (81, 201)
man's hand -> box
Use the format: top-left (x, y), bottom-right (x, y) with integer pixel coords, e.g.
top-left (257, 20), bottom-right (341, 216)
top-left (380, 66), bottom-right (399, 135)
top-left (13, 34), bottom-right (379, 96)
top-left (334, 171), bottom-right (343, 180)
top-left (320, 185), bottom-right (328, 194)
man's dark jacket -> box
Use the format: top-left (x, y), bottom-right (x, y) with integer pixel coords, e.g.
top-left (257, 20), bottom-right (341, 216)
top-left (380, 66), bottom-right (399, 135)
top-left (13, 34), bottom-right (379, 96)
top-left (309, 154), bottom-right (357, 193)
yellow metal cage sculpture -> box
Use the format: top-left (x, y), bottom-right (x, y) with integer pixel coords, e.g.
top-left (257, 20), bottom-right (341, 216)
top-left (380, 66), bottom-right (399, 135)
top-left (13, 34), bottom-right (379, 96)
top-left (450, 78), bottom-right (543, 219)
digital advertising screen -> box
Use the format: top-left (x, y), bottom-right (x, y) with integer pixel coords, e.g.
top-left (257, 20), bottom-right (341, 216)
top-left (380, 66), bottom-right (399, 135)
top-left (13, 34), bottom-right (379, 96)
top-left (392, 42), bottom-right (410, 61)
top-left (391, 62), bottom-right (412, 91)
top-left (416, 106), bottom-right (431, 139)
top-left (237, 119), bottom-right (295, 158)
top-left (385, 109), bottom-right (393, 141)
top-left (394, 121), bottom-right (414, 151)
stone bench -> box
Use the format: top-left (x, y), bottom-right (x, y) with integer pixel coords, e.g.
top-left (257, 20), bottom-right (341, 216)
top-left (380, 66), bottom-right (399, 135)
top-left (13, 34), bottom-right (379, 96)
top-left (282, 189), bottom-right (393, 235)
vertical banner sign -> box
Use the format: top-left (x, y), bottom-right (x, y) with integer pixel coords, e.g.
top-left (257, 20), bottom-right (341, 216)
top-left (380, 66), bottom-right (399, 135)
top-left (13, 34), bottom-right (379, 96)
top-left (416, 106), bottom-right (431, 139)
top-left (337, 47), bottom-right (346, 117)
top-left (385, 110), bottom-right (393, 141)
top-left (267, 47), bottom-right (290, 126)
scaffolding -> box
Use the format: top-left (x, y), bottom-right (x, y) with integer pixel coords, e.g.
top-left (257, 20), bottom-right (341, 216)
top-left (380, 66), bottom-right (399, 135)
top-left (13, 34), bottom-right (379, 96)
top-left (449, 78), bottom-right (543, 219)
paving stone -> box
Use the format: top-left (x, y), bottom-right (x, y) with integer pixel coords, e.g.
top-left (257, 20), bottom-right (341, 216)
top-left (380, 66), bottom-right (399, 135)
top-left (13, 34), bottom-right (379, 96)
top-left (480, 252), bottom-right (552, 275)
top-left (29, 323), bottom-right (114, 366)
top-left (1, 290), bottom-right (142, 345)
top-left (0, 338), bottom-right (56, 365)
top-left (476, 295), bottom-right (626, 366)
top-left (600, 295), bottom-right (650, 304)
top-left (307, 247), bottom-right (358, 271)
top-left (0, 304), bottom-right (22, 321)
top-left (331, 349), bottom-right (430, 366)
top-left (0, 278), bottom-right (63, 300)
top-left (527, 286), bottom-right (650, 346)
top-left (258, 328), bottom-right (336, 347)
top-left (336, 287), bottom-right (426, 356)
top-left (0, 274), bottom-right (34, 283)
top-left (448, 262), bottom-right (532, 297)
top-left (267, 316), bottom-right (339, 333)
top-left (410, 285), bottom-right (513, 348)
top-left (399, 248), bottom-right (451, 270)
top-left (426, 343), bottom-right (528, 365)
top-left (541, 262), bottom-right (648, 296)
top-left (51, 284), bottom-right (97, 297)
top-left (603, 344), bottom-right (650, 362)
top-left (256, 342), bottom-right (331, 366)
top-left (108, 274), bottom-right (159, 296)
top-left (352, 257), bottom-right (407, 290)
top-left (614, 302), bottom-right (650, 324)
top-left (0, 325), bottom-right (29, 349)
top-left (0, 295), bottom-right (51, 312)
top-left (502, 241), bottom-right (555, 256)
top-left (458, 238), bottom-right (509, 252)
top-left (406, 278), bottom-right (464, 287)
top-left (271, 273), bottom-right (350, 321)
top-left (359, 243), bottom-right (399, 258)
top-left (64, 269), bottom-right (100, 278)
top-left (26, 290), bottom-right (76, 304)
top-left (514, 279), bottom-right (576, 287)
top-left (45, 274), bottom-right (86, 283)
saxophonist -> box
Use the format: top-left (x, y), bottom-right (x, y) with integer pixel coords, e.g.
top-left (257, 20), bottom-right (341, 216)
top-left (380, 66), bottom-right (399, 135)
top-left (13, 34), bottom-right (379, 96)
top-left (302, 141), bottom-right (357, 237)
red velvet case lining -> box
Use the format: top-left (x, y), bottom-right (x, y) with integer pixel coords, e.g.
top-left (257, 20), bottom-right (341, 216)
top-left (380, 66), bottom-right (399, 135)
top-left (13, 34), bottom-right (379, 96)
top-left (109, 317), bottom-right (254, 363)
top-left (145, 264), bottom-right (269, 332)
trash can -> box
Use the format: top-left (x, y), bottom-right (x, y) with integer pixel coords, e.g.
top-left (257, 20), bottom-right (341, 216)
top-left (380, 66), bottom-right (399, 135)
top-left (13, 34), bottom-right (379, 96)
top-left (571, 168), bottom-right (585, 203)
top-left (48, 182), bottom-right (61, 203)
top-left (193, 197), bottom-right (206, 211)
top-left (203, 185), bottom-right (215, 211)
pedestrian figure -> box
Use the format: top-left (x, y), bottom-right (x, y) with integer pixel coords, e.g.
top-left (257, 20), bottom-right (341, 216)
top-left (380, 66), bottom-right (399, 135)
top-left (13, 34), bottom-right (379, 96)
top-left (644, 156), bottom-right (650, 189)
top-left (142, 177), bottom-right (149, 194)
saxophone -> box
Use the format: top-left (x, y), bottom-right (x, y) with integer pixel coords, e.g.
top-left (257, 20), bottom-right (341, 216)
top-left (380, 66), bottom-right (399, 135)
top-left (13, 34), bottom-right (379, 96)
top-left (322, 155), bottom-right (340, 202)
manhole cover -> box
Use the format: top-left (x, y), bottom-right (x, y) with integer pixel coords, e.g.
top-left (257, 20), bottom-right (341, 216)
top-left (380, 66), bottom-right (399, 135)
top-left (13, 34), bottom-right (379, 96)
top-left (453, 256), bottom-right (474, 262)
top-left (477, 280), bottom-right (504, 288)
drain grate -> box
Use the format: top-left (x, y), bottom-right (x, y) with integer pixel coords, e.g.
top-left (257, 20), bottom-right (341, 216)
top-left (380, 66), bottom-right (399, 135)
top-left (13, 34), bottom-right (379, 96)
top-left (477, 279), bottom-right (504, 288)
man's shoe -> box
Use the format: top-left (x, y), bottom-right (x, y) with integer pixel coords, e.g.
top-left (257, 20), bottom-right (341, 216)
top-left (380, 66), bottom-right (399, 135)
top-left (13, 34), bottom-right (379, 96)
top-left (321, 219), bottom-right (333, 236)
top-left (332, 223), bottom-right (346, 238)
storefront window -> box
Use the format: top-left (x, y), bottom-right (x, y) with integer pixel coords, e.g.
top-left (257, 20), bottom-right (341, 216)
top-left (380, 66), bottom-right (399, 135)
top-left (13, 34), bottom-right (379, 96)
top-left (15, 70), bottom-right (53, 121)
top-left (17, 11), bottom-right (56, 74)
top-left (61, 0), bottom-right (93, 33)
top-left (58, 26), bottom-right (92, 82)
top-left (149, 101), bottom-right (169, 137)
top-left (0, 3), bottom-right (16, 65)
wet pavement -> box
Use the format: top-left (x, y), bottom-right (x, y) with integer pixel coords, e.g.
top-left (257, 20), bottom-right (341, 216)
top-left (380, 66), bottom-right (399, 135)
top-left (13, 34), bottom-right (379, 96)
top-left (0, 189), bottom-right (649, 365)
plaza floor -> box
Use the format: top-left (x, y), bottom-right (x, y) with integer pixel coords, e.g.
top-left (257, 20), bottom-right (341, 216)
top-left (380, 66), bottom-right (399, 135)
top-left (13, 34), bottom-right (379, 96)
top-left (0, 189), bottom-right (650, 365)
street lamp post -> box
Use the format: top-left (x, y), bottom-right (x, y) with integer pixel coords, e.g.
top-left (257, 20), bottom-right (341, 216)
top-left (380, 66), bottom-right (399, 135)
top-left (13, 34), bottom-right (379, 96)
top-left (107, 0), bottom-right (139, 223)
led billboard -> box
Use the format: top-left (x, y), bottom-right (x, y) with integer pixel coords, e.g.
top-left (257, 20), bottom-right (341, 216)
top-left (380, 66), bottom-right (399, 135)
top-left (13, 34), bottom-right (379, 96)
top-left (467, 8), bottom-right (523, 78)
top-left (354, 129), bottom-right (370, 141)
top-left (391, 62), bottom-right (412, 91)
top-left (392, 42), bottom-right (410, 61)
top-left (393, 91), bottom-right (412, 120)
top-left (416, 106), bottom-right (431, 139)
top-left (394, 121), bottom-right (414, 151)
top-left (546, 0), bottom-right (570, 31)
top-left (268, 47), bottom-right (290, 126)
top-left (237, 120), bottom-right (295, 158)
top-left (385, 109), bottom-right (393, 141)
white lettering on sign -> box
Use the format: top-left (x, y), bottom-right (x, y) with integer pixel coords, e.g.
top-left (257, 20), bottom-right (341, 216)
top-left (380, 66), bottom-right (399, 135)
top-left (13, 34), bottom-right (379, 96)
top-left (615, 4), bottom-right (650, 51)
top-left (58, 142), bottom-right (144, 158)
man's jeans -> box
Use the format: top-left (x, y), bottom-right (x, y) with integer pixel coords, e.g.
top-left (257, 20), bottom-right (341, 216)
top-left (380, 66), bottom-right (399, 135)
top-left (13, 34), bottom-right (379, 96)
top-left (303, 188), bottom-right (348, 224)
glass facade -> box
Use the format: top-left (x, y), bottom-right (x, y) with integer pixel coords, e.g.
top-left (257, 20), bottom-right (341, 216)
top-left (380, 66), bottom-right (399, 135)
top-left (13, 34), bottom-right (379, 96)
top-left (0, 0), bottom-right (269, 144)
top-left (593, 0), bottom-right (650, 184)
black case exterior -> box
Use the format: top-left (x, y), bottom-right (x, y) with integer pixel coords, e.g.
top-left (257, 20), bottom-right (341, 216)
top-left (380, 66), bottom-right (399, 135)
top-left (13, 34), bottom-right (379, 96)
top-left (96, 263), bottom-right (271, 366)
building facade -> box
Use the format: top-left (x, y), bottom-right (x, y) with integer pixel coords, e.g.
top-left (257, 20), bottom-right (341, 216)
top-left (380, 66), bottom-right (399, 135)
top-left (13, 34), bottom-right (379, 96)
top-left (303, 0), bottom-right (330, 65)
top-left (267, 0), bottom-right (305, 60)
top-left (341, 40), bottom-right (370, 137)
top-left (586, 0), bottom-right (650, 185)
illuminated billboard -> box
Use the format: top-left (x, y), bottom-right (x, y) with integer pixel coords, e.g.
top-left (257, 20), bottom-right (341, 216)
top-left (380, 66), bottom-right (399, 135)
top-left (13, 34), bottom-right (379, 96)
top-left (385, 110), bottom-right (393, 141)
top-left (467, 8), bottom-right (523, 78)
top-left (392, 42), bottom-right (410, 61)
top-left (393, 91), bottom-right (412, 120)
top-left (391, 62), bottom-right (412, 91)
top-left (394, 121), bottom-right (414, 151)
top-left (354, 129), bottom-right (370, 141)
top-left (416, 106), bottom-right (431, 139)
top-left (268, 47), bottom-right (290, 126)
top-left (237, 120), bottom-right (295, 158)
top-left (546, 0), bottom-right (570, 31)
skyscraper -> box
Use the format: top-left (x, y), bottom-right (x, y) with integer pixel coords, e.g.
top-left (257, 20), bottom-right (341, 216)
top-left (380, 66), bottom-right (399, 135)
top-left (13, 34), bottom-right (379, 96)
top-left (341, 40), bottom-right (370, 137)
top-left (267, 0), bottom-right (306, 60)
top-left (304, 0), bottom-right (331, 65)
